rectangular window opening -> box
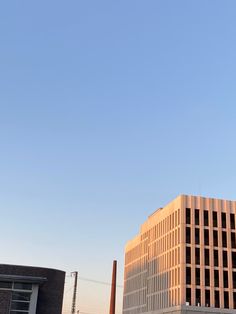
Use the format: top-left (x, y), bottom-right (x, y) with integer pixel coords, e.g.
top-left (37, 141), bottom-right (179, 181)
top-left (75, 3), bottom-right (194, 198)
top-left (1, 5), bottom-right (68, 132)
top-left (205, 249), bottom-right (209, 266)
top-left (195, 268), bottom-right (200, 286)
top-left (215, 291), bottom-right (220, 308)
top-left (205, 290), bottom-right (210, 307)
top-left (205, 269), bottom-right (210, 286)
top-left (231, 213), bottom-right (235, 229)
top-left (213, 211), bottom-right (218, 227)
top-left (213, 230), bottom-right (218, 247)
top-left (222, 213), bottom-right (227, 228)
top-left (196, 289), bottom-right (201, 306)
top-left (186, 267), bottom-right (191, 285)
top-left (186, 288), bottom-right (191, 305)
top-left (186, 227), bottom-right (191, 244)
top-left (231, 232), bottom-right (236, 248)
top-left (224, 291), bottom-right (229, 308)
top-left (223, 251), bottom-right (228, 267)
top-left (204, 229), bottom-right (209, 246)
top-left (234, 292), bottom-right (236, 309)
top-left (186, 208), bottom-right (191, 225)
top-left (214, 250), bottom-right (218, 267)
top-left (204, 210), bottom-right (209, 226)
top-left (195, 228), bottom-right (200, 245)
top-left (232, 252), bottom-right (236, 268)
top-left (186, 247), bottom-right (191, 264)
top-left (222, 231), bottom-right (227, 248)
top-left (224, 270), bottom-right (228, 288)
top-left (195, 209), bottom-right (199, 226)
top-left (195, 248), bottom-right (200, 265)
top-left (214, 270), bottom-right (219, 287)
top-left (233, 272), bottom-right (236, 288)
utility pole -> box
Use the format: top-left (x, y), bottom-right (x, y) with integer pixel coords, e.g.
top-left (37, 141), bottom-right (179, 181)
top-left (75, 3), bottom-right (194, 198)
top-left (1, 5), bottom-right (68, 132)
top-left (109, 260), bottom-right (117, 314)
top-left (71, 271), bottom-right (78, 314)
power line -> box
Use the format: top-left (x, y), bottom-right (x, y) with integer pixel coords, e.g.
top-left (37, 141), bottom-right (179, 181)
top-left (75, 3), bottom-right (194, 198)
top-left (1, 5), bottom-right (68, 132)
top-left (79, 277), bottom-right (123, 288)
top-left (80, 312), bottom-right (102, 314)
top-left (66, 274), bottom-right (123, 288)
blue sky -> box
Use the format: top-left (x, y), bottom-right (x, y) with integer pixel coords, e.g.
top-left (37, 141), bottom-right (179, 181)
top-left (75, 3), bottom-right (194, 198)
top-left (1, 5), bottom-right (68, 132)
top-left (1, 1), bottom-right (236, 313)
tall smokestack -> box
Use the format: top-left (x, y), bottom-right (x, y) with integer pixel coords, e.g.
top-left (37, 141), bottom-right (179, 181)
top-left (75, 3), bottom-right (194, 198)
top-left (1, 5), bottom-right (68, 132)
top-left (109, 260), bottom-right (117, 314)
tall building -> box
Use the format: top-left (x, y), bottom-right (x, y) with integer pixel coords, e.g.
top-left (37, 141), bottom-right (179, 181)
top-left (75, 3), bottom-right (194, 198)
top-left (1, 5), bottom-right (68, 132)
top-left (123, 194), bottom-right (236, 314)
top-left (0, 264), bottom-right (65, 314)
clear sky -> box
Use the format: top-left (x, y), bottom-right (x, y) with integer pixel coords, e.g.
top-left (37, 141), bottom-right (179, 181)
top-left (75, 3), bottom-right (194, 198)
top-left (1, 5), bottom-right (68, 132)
top-left (1, 1), bottom-right (236, 313)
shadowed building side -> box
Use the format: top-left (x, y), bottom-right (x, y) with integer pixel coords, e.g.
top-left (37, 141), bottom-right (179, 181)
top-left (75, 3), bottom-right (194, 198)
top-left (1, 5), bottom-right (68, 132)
top-left (0, 264), bottom-right (65, 314)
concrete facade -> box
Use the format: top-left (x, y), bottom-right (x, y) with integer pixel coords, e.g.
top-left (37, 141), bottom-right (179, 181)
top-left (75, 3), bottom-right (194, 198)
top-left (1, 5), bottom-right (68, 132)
top-left (123, 195), bottom-right (236, 314)
top-left (0, 264), bottom-right (65, 314)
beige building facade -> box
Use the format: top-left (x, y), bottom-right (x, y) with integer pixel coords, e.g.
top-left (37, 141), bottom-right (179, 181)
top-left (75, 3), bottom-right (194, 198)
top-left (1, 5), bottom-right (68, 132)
top-left (123, 195), bottom-right (236, 314)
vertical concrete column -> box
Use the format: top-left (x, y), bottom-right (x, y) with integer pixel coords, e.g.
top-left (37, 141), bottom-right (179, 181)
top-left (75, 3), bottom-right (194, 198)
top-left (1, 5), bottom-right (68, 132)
top-left (199, 197), bottom-right (205, 307)
top-left (29, 284), bottom-right (39, 314)
top-left (180, 196), bottom-right (185, 305)
top-left (190, 196), bottom-right (195, 307)
top-left (218, 200), bottom-right (224, 309)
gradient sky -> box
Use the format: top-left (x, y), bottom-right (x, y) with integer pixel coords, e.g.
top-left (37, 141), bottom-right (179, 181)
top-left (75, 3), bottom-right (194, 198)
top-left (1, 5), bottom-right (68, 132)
top-left (1, 1), bottom-right (236, 313)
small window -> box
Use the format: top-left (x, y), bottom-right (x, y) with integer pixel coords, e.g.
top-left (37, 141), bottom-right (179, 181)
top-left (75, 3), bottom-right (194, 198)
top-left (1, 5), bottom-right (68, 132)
top-left (195, 228), bottom-right (200, 244)
top-left (196, 289), bottom-right (201, 306)
top-left (222, 231), bottom-right (227, 247)
top-left (222, 212), bottom-right (227, 228)
top-left (213, 230), bottom-right (218, 246)
top-left (233, 272), bottom-right (236, 289)
top-left (205, 290), bottom-right (210, 307)
top-left (205, 249), bottom-right (209, 266)
top-left (234, 292), bottom-right (236, 309)
top-left (204, 210), bottom-right (209, 226)
top-left (214, 270), bottom-right (219, 287)
top-left (205, 269), bottom-right (210, 286)
top-left (186, 288), bottom-right (191, 305)
top-left (233, 292), bottom-right (236, 309)
top-left (186, 247), bottom-right (191, 264)
top-left (232, 252), bottom-right (236, 268)
top-left (231, 232), bottom-right (236, 248)
top-left (186, 227), bottom-right (191, 244)
top-left (215, 291), bottom-right (220, 308)
top-left (204, 229), bottom-right (209, 246)
top-left (231, 214), bottom-right (236, 229)
top-left (195, 248), bottom-right (200, 265)
top-left (196, 268), bottom-right (200, 285)
top-left (11, 301), bottom-right (30, 311)
top-left (195, 209), bottom-right (199, 226)
top-left (12, 292), bottom-right (31, 302)
top-left (224, 271), bottom-right (228, 288)
top-left (186, 208), bottom-right (191, 224)
top-left (13, 283), bottom-right (32, 291)
top-left (223, 251), bottom-right (228, 267)
top-left (224, 291), bottom-right (229, 308)
top-left (186, 267), bottom-right (191, 284)
top-left (0, 281), bottom-right (12, 289)
top-left (213, 211), bottom-right (218, 227)
top-left (214, 250), bottom-right (218, 266)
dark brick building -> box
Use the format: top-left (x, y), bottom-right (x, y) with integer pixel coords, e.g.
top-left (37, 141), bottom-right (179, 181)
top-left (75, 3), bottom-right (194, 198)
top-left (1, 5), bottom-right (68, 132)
top-left (0, 264), bottom-right (65, 314)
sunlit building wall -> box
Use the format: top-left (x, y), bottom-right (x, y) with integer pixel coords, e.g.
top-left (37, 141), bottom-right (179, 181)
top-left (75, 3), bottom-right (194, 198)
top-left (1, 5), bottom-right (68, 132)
top-left (123, 195), bottom-right (236, 314)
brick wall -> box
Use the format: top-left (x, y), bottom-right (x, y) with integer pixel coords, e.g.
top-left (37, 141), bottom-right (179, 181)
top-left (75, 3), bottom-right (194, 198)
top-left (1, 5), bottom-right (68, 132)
top-left (0, 290), bottom-right (11, 314)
